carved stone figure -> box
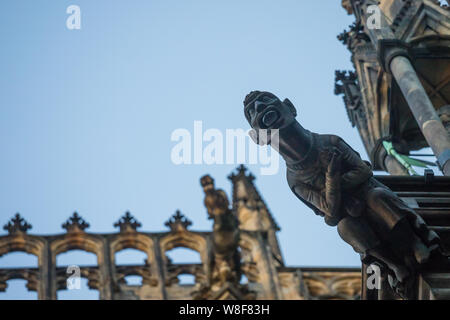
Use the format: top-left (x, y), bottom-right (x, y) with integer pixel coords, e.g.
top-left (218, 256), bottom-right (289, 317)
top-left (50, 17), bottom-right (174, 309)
top-left (200, 174), bottom-right (240, 286)
top-left (243, 90), bottom-right (441, 298)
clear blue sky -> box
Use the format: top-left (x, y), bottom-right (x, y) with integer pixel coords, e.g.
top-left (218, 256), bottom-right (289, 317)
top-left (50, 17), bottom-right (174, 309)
top-left (0, 0), bottom-right (367, 299)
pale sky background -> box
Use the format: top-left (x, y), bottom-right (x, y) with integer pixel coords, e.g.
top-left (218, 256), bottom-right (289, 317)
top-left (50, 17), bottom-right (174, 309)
top-left (0, 0), bottom-right (428, 299)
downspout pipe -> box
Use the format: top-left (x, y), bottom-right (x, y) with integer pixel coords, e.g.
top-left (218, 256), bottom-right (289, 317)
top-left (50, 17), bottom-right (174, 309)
top-left (357, 1), bottom-right (450, 175)
top-left (389, 55), bottom-right (450, 176)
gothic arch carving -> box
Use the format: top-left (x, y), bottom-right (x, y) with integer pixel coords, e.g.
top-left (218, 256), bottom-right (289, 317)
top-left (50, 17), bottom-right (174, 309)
top-left (55, 266), bottom-right (100, 291)
top-left (303, 272), bottom-right (361, 300)
top-left (110, 233), bottom-right (155, 262)
top-left (50, 233), bottom-right (103, 259)
top-left (0, 267), bottom-right (39, 294)
top-left (159, 230), bottom-right (208, 289)
top-left (159, 231), bottom-right (207, 264)
top-left (109, 233), bottom-right (158, 286)
top-left (0, 235), bottom-right (45, 262)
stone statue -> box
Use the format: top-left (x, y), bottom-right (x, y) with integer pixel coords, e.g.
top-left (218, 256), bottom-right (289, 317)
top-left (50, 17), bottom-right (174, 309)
top-left (192, 175), bottom-right (255, 299)
top-left (200, 175), bottom-right (241, 286)
top-left (243, 90), bottom-right (441, 298)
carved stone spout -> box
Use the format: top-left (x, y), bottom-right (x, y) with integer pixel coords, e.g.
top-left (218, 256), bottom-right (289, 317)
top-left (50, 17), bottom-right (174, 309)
top-left (243, 90), bottom-right (442, 299)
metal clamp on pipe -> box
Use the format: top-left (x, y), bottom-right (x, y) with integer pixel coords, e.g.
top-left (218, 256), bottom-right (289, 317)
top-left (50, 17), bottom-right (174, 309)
top-left (377, 39), bottom-right (412, 74)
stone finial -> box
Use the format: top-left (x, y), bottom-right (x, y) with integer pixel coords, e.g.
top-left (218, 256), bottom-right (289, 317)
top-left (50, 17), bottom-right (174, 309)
top-left (114, 211), bottom-right (142, 232)
top-left (236, 164), bottom-right (247, 175)
top-left (62, 212), bottom-right (89, 233)
top-left (334, 70), bottom-right (362, 128)
top-left (337, 22), bottom-right (368, 50)
top-left (3, 213), bottom-right (32, 234)
top-left (164, 210), bottom-right (192, 232)
top-left (228, 164), bottom-right (255, 182)
top-left (334, 70), bottom-right (357, 98)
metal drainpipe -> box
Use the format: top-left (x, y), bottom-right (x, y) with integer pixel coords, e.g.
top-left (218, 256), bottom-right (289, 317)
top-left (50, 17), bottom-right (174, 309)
top-left (357, 1), bottom-right (450, 175)
top-left (389, 56), bottom-right (450, 176)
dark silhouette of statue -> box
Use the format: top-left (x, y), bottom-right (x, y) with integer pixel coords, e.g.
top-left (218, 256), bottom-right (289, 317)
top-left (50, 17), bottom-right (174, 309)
top-left (243, 90), bottom-right (441, 298)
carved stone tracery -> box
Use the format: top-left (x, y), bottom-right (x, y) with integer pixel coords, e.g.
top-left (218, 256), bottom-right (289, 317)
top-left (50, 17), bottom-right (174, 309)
top-left (0, 167), bottom-right (363, 300)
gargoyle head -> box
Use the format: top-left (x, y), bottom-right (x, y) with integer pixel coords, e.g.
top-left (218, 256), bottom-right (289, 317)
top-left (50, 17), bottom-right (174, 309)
top-left (243, 91), bottom-right (297, 145)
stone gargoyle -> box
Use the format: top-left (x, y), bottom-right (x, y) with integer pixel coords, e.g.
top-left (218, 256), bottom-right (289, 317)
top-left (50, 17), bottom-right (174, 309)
top-left (243, 90), bottom-right (441, 298)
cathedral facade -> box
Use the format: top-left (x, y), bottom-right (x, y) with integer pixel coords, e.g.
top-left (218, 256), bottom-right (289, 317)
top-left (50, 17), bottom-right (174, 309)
top-left (1, 0), bottom-right (450, 300)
